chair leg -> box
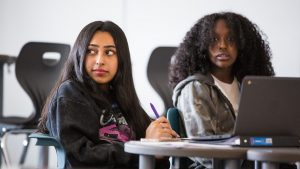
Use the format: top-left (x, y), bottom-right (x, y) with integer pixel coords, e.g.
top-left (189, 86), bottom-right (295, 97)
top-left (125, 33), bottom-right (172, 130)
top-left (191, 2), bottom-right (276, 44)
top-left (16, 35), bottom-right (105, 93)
top-left (212, 158), bottom-right (224, 169)
top-left (169, 157), bottom-right (180, 169)
top-left (0, 132), bottom-right (11, 166)
top-left (19, 134), bottom-right (31, 165)
top-left (19, 133), bottom-right (49, 168)
top-left (255, 161), bottom-right (262, 169)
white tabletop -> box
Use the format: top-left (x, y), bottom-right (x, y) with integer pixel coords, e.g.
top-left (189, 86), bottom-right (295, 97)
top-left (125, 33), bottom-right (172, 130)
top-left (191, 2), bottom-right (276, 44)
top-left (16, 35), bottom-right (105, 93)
top-left (125, 140), bottom-right (247, 158)
top-left (125, 140), bottom-right (247, 169)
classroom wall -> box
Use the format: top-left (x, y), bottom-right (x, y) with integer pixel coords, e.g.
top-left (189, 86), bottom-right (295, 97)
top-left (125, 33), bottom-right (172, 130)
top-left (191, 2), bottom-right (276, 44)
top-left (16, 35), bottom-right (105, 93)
top-left (0, 0), bottom-right (300, 167)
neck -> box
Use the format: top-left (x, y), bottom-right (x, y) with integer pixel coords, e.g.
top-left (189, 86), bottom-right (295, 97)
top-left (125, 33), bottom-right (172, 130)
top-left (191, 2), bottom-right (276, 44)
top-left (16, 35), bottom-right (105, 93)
top-left (101, 87), bottom-right (115, 103)
top-left (99, 84), bottom-right (109, 91)
top-left (211, 69), bottom-right (234, 83)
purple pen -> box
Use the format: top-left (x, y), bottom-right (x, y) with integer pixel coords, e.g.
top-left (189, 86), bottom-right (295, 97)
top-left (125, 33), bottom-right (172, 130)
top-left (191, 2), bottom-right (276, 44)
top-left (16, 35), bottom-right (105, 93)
top-left (150, 103), bottom-right (160, 118)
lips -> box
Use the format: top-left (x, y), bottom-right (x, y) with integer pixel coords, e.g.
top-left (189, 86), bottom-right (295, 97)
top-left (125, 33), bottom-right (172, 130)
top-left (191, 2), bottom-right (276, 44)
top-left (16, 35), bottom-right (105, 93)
top-left (92, 68), bottom-right (108, 76)
top-left (216, 53), bottom-right (230, 61)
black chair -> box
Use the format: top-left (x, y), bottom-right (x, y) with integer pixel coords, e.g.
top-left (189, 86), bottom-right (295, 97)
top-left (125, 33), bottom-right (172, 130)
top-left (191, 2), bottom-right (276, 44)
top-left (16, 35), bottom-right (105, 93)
top-left (147, 47), bottom-right (177, 113)
top-left (29, 133), bottom-right (66, 169)
top-left (0, 42), bottom-right (70, 167)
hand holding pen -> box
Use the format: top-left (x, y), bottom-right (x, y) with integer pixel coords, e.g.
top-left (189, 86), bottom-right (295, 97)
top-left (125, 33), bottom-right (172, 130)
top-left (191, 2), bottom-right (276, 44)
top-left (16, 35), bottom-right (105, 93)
top-left (144, 103), bottom-right (179, 139)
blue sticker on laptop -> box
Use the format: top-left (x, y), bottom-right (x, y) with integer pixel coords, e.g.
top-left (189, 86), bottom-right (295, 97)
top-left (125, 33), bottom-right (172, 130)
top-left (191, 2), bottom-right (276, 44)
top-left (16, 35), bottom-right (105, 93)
top-left (250, 137), bottom-right (273, 146)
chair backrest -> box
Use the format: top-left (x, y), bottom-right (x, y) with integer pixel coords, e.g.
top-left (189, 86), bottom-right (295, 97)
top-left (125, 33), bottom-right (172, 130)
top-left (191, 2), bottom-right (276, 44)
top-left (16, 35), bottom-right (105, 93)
top-left (15, 42), bottom-right (70, 126)
top-left (147, 47), bottom-right (177, 113)
top-left (166, 107), bottom-right (186, 137)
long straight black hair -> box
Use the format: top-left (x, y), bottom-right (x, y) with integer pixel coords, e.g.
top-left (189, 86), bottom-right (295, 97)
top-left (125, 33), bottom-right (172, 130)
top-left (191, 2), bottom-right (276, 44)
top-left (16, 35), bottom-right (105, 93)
top-left (38, 21), bottom-right (151, 139)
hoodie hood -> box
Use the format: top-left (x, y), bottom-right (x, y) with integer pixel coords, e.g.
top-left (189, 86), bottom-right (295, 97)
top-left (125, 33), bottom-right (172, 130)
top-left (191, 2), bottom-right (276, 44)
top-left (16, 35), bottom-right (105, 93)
top-left (172, 73), bottom-right (214, 106)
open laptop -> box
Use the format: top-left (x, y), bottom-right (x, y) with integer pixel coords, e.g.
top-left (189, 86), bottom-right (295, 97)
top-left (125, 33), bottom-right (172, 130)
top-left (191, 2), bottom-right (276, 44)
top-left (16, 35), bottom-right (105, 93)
top-left (185, 76), bottom-right (300, 147)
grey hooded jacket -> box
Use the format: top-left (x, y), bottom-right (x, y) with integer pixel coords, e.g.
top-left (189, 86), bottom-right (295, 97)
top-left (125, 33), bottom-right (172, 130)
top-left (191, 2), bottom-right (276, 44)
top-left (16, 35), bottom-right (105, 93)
top-left (172, 73), bottom-right (236, 138)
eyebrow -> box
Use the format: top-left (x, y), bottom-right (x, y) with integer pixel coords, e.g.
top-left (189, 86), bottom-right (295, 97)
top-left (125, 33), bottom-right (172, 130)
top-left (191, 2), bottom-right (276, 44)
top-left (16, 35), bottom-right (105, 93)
top-left (88, 44), bottom-right (116, 48)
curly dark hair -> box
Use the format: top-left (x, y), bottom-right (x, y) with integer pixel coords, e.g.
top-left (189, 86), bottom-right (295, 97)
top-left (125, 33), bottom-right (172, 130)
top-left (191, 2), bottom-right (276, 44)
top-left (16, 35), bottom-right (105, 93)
top-left (169, 12), bottom-right (275, 88)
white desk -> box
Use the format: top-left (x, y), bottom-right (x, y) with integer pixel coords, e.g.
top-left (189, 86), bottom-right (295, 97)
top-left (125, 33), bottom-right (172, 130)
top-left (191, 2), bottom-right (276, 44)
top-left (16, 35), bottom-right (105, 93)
top-left (125, 141), bottom-right (247, 169)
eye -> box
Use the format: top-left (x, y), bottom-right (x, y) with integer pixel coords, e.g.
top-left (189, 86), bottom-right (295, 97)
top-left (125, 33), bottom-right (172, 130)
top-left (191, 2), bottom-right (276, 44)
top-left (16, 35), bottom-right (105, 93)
top-left (86, 48), bottom-right (97, 55)
top-left (226, 37), bottom-right (236, 45)
top-left (105, 50), bottom-right (116, 56)
top-left (227, 37), bottom-right (235, 42)
top-left (210, 37), bottom-right (219, 46)
top-left (212, 37), bottom-right (218, 42)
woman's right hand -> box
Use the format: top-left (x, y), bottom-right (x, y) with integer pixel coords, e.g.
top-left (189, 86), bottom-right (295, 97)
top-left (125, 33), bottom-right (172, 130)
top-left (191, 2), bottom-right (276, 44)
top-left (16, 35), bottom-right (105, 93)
top-left (145, 116), bottom-right (179, 139)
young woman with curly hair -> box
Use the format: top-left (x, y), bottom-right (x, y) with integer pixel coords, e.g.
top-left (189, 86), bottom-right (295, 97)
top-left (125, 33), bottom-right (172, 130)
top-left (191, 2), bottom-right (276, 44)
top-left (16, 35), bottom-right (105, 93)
top-left (169, 12), bottom-right (275, 168)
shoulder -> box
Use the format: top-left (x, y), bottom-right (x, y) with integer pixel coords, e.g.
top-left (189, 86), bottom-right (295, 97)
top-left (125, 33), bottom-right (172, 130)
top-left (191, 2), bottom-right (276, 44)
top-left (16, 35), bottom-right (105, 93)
top-left (172, 73), bottom-right (214, 105)
top-left (174, 73), bottom-right (214, 92)
top-left (54, 80), bottom-right (90, 104)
